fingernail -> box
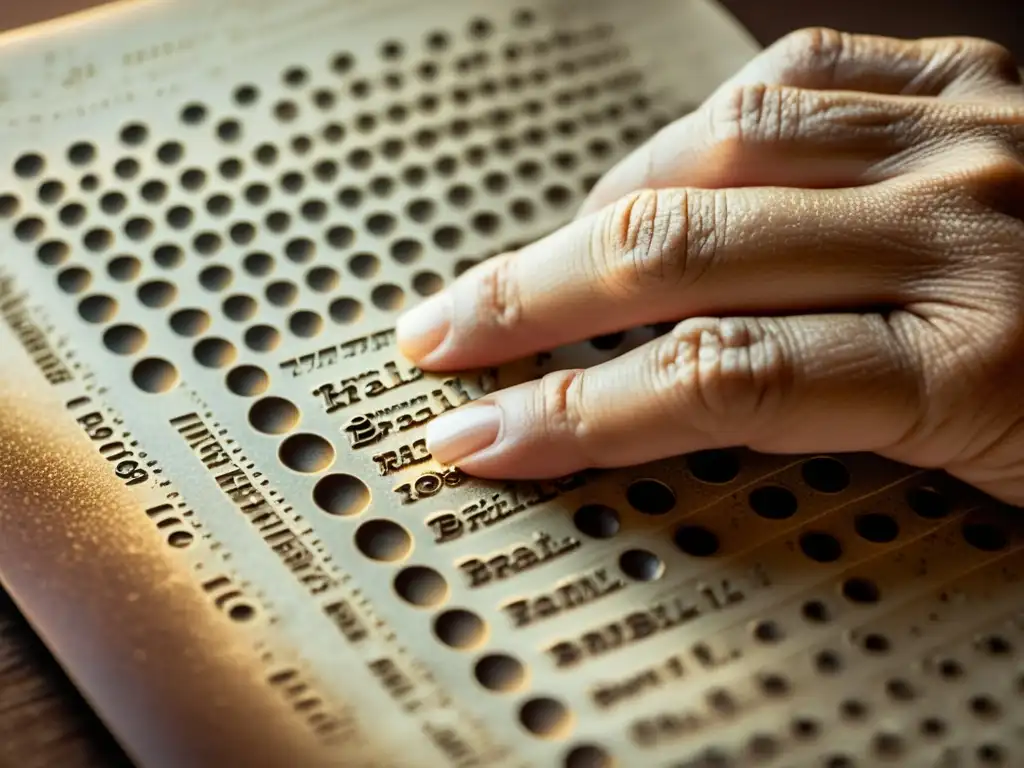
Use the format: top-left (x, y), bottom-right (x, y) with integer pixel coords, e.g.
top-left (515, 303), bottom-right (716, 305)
top-left (396, 294), bottom-right (450, 362)
top-left (426, 405), bottom-right (501, 464)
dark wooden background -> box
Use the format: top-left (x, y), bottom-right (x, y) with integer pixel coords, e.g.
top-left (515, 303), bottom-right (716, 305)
top-left (0, 1), bottom-right (1020, 766)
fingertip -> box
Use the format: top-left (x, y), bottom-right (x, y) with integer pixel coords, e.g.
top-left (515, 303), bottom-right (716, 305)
top-left (395, 293), bottom-right (451, 365)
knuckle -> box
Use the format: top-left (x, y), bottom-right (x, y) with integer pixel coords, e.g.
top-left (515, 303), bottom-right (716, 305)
top-left (595, 189), bottom-right (689, 294)
top-left (956, 150), bottom-right (1024, 213)
top-left (534, 368), bottom-right (588, 444)
top-left (474, 253), bottom-right (523, 331)
top-left (960, 38), bottom-right (1020, 80)
top-left (653, 318), bottom-right (790, 434)
top-left (711, 82), bottom-right (821, 150)
top-left (778, 26), bottom-right (846, 72)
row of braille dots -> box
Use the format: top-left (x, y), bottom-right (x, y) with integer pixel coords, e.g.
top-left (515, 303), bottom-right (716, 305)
top-left (236, 383), bottom-right (586, 748)
top-left (5, 127), bottom-right (392, 349)
top-left (149, 33), bottom-right (648, 315)
top-left (0, 154), bottom-right (370, 361)
top-left (582, 451), bottom-right (1012, 570)
top-left (716, 624), bottom-right (1024, 768)
top-left (175, 12), bottom-right (645, 295)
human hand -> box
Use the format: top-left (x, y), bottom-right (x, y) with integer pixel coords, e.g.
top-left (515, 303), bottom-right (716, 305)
top-left (395, 28), bottom-right (1024, 505)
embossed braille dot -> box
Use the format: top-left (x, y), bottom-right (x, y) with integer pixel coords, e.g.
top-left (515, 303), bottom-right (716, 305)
top-left (752, 620), bottom-right (783, 643)
top-left (226, 365), bottom-right (269, 397)
top-left (217, 119), bottom-right (242, 143)
top-left (170, 308), bottom-right (211, 337)
top-left (432, 225), bottom-right (463, 249)
top-left (920, 717), bottom-right (947, 737)
top-left (156, 141), bottom-right (184, 165)
top-left (674, 525), bottom-right (720, 557)
top-left (563, 745), bottom-right (612, 768)
top-left (244, 324), bottom-right (282, 352)
top-left (619, 549), bottom-right (663, 581)
top-left (78, 294), bottom-right (117, 323)
top-left (801, 600), bottom-right (831, 623)
top-left (939, 658), bottom-right (964, 679)
top-left (573, 504), bottom-right (620, 539)
top-left (37, 240), bottom-right (70, 266)
top-left (222, 295), bottom-right (256, 322)
top-left (234, 84), bottom-right (259, 105)
top-left (194, 338), bottom-right (237, 369)
top-left (244, 252), bottom-right (274, 277)
top-left (886, 678), bottom-right (915, 701)
top-left (842, 577), bottom-right (881, 604)
top-left (862, 633), bottom-right (891, 654)
top-left (854, 513), bottom-right (900, 543)
top-left (969, 694), bottom-right (1002, 718)
top-left (120, 123), bottom-right (148, 146)
top-left (100, 191), bottom-right (127, 214)
top-left (355, 519), bottom-right (412, 562)
top-left (279, 433), bottom-right (335, 473)
top-left (909, 483), bottom-right (946, 520)
top-left (306, 266), bottom-right (339, 293)
top-left (103, 324), bottom-right (147, 355)
top-left (14, 153), bottom-right (44, 178)
top-left (801, 456), bottom-right (850, 493)
top-left (199, 266), bottom-right (233, 292)
top-left (124, 217), bottom-right (154, 241)
top-left (434, 609), bottom-right (487, 650)
top-left (180, 102), bottom-right (208, 124)
top-left (686, 449), bottom-right (740, 484)
top-left (57, 267), bottom-right (92, 294)
top-left (266, 211), bottom-right (291, 233)
top-left (393, 566), bottom-right (448, 607)
top-left (412, 271), bottom-right (444, 296)
top-left (390, 238), bottom-right (422, 264)
top-left (147, 244), bottom-right (180, 270)
top-left (137, 280), bottom-right (177, 308)
top-left (371, 284), bottom-right (406, 311)
top-left (141, 180), bottom-right (168, 203)
top-left (519, 697), bottom-right (572, 739)
top-left (248, 397), bottom-right (300, 435)
top-left (292, 197), bottom-right (326, 224)
top-left (276, 100), bottom-right (299, 121)
top-left (904, 485), bottom-right (949, 519)
top-left (114, 158), bottom-right (140, 180)
top-left (167, 206), bottom-right (193, 229)
top-left (132, 358), bottom-right (179, 394)
top-left (194, 232), bottom-right (223, 256)
top-left (38, 182), bottom-right (63, 205)
top-left (285, 237), bottom-right (315, 263)
top-left (474, 654), bottom-right (526, 693)
top-left (59, 203), bottom-right (86, 227)
top-left (962, 522), bottom-right (1008, 552)
top-left (108, 255), bottom-right (141, 281)
top-left (799, 531), bottom-right (843, 563)
top-left (289, 310), bottom-right (323, 338)
top-left (15, 217), bottom-right (44, 242)
top-left (749, 486), bottom-right (798, 520)
top-left (329, 298), bottom-right (363, 324)
top-left (626, 479), bottom-right (675, 515)
top-left (266, 281), bottom-right (298, 307)
top-left (815, 649), bottom-right (843, 674)
top-left (327, 225), bottom-right (355, 249)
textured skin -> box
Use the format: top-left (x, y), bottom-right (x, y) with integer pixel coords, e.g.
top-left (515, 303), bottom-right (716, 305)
top-left (0, 4), bottom-right (1019, 768)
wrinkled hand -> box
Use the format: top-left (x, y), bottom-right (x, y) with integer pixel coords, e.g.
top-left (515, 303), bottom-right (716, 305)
top-left (395, 29), bottom-right (1024, 505)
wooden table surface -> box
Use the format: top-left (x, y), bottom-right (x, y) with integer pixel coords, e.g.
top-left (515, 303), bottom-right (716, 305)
top-left (0, 2), bottom-right (1021, 766)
